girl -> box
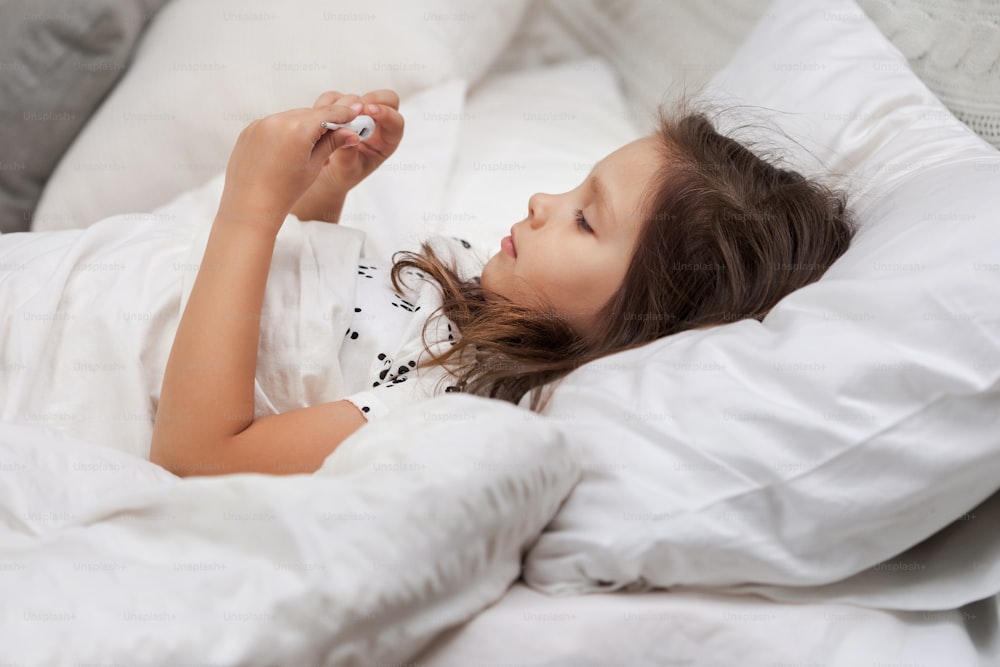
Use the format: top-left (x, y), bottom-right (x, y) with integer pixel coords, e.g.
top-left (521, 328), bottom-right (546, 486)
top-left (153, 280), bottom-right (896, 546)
top-left (149, 89), bottom-right (855, 478)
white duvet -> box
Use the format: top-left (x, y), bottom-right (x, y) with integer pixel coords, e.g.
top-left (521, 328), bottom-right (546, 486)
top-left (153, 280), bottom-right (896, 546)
top-left (0, 181), bottom-right (581, 664)
top-left (0, 173), bottom-right (369, 458)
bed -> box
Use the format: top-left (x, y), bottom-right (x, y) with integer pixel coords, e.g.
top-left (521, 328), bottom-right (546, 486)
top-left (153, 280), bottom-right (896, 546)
top-left (1, 0), bottom-right (999, 664)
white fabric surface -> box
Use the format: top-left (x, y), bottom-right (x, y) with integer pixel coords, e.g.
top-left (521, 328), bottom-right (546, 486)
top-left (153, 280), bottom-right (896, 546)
top-left (415, 582), bottom-right (990, 666)
top-left (522, 0), bottom-right (1000, 610)
top-left (0, 196), bottom-right (365, 457)
top-left (486, 0), bottom-right (771, 122)
top-left (0, 396), bottom-right (580, 665)
top-left (7, 0), bottom-right (998, 661)
top-left (31, 0), bottom-right (529, 231)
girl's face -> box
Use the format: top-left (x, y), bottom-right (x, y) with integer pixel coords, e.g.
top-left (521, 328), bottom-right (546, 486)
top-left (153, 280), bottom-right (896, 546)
top-left (481, 136), bottom-right (662, 337)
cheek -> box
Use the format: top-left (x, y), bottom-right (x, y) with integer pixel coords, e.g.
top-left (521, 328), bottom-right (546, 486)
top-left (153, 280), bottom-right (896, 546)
top-left (481, 254), bottom-right (526, 303)
top-left (536, 253), bottom-right (619, 315)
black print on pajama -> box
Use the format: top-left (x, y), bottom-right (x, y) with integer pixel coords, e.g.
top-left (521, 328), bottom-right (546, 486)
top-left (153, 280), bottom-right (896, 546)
top-left (387, 360), bottom-right (417, 387)
top-left (376, 352), bottom-right (392, 384)
top-left (373, 356), bottom-right (417, 388)
top-left (344, 307), bottom-right (363, 340)
top-left (451, 237), bottom-right (472, 249)
top-left (357, 263), bottom-right (376, 279)
top-left (390, 294), bottom-right (419, 312)
top-left (401, 268), bottom-right (427, 282)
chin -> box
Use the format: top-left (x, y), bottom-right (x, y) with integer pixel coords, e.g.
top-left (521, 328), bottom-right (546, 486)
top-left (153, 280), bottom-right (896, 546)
top-left (480, 255), bottom-right (499, 291)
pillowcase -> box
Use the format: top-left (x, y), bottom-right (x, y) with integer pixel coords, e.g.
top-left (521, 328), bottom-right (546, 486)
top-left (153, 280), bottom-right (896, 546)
top-left (30, 0), bottom-right (529, 231)
top-left (0, 0), bottom-right (170, 234)
top-left (522, 0), bottom-right (1000, 611)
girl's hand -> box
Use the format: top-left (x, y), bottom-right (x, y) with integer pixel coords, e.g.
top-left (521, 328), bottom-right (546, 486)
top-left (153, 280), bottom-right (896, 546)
top-left (290, 89), bottom-right (404, 223)
top-left (216, 102), bottom-right (362, 235)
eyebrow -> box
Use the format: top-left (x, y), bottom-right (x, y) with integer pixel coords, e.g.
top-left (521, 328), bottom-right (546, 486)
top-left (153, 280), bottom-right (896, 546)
top-left (589, 175), bottom-right (617, 233)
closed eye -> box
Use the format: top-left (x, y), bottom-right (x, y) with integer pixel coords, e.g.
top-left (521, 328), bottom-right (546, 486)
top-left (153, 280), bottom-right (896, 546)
top-left (575, 209), bottom-right (594, 234)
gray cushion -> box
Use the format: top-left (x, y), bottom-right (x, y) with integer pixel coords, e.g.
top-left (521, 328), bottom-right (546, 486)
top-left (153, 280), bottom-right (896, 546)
top-left (0, 0), bottom-right (170, 234)
top-left (859, 0), bottom-right (1000, 150)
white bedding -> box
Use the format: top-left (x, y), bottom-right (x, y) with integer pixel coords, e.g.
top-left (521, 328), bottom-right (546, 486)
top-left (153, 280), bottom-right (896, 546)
top-left (416, 583), bottom-right (991, 666)
top-left (1, 173), bottom-right (372, 457)
top-left (5, 0), bottom-right (998, 663)
top-left (0, 387), bottom-right (580, 664)
top-left (0, 172), bottom-right (582, 664)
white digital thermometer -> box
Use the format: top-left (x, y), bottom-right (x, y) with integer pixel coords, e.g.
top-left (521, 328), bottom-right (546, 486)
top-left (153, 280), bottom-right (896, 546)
top-left (320, 114), bottom-right (375, 141)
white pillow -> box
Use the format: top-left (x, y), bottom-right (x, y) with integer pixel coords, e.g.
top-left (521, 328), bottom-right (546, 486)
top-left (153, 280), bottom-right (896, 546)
top-left (488, 0), bottom-right (771, 121)
top-left (31, 0), bottom-right (529, 231)
top-left (522, 0), bottom-right (1000, 610)
top-left (430, 56), bottom-right (642, 253)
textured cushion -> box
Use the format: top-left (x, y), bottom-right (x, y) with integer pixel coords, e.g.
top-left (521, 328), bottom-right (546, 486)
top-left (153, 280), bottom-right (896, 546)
top-left (522, 0), bottom-right (1000, 610)
top-left (859, 0), bottom-right (1000, 150)
top-left (30, 0), bottom-right (530, 231)
top-left (0, 0), bottom-right (169, 233)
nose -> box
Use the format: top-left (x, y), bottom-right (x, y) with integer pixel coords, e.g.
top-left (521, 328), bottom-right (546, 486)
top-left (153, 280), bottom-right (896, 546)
top-left (528, 192), bottom-right (553, 229)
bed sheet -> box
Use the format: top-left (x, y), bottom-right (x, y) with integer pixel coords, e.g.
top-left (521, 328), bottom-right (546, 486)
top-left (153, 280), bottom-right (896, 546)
top-left (416, 582), bottom-right (993, 666)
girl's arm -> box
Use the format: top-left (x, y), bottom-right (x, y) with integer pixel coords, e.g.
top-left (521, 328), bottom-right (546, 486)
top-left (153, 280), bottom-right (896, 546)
top-left (150, 217), bottom-right (368, 477)
top-left (150, 95), bottom-right (401, 477)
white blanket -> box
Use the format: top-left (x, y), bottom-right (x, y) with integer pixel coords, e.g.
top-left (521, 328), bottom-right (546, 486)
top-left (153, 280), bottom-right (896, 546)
top-left (0, 397), bottom-right (579, 664)
top-left (1, 173), bottom-right (365, 458)
top-left (0, 182), bottom-right (582, 664)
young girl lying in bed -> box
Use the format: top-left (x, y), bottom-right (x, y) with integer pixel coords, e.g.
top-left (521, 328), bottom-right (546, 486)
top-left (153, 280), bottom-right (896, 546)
top-left (148, 89), bottom-right (855, 477)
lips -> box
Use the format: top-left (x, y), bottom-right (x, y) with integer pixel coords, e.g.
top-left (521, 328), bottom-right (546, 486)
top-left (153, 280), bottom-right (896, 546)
top-left (501, 226), bottom-right (517, 258)
top-left (501, 235), bottom-right (516, 258)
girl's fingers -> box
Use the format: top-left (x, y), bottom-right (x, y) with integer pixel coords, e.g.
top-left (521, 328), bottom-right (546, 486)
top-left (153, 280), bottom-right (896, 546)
top-left (360, 89), bottom-right (400, 110)
top-left (312, 103), bottom-right (360, 129)
top-left (313, 91), bottom-right (342, 107)
top-left (311, 122), bottom-right (363, 167)
top-left (313, 89), bottom-right (398, 112)
top-left (367, 104), bottom-right (404, 148)
top-left (307, 104), bottom-right (360, 158)
top-left (314, 91), bottom-right (366, 111)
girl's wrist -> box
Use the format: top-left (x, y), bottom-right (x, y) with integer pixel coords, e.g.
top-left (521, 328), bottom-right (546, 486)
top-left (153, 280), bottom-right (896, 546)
top-left (214, 202), bottom-right (287, 239)
top-left (290, 188), bottom-right (347, 224)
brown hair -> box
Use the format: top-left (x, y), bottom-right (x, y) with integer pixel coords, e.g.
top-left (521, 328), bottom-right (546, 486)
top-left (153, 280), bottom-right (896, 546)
top-left (391, 107), bottom-right (856, 411)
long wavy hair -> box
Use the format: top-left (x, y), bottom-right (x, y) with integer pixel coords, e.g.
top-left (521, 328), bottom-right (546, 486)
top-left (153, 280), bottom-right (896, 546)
top-left (391, 107), bottom-right (856, 411)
